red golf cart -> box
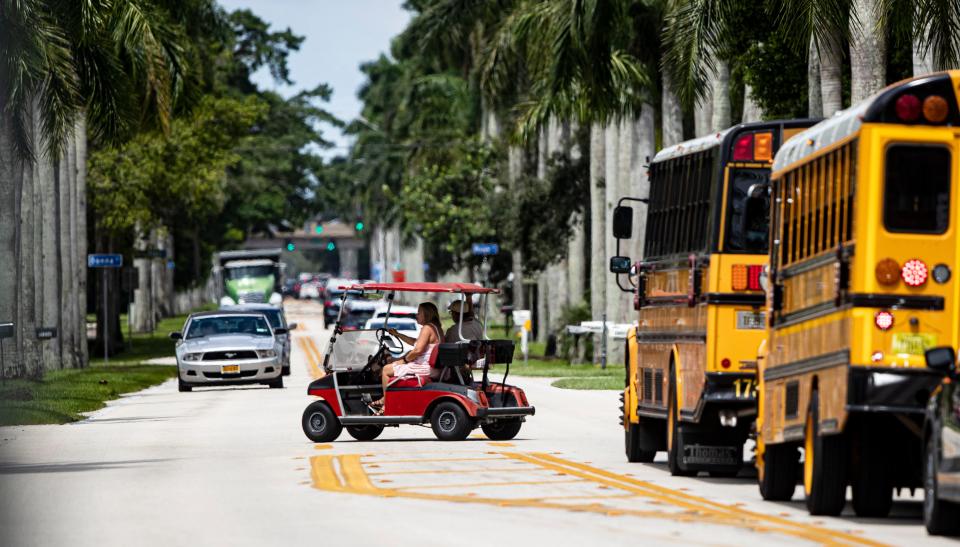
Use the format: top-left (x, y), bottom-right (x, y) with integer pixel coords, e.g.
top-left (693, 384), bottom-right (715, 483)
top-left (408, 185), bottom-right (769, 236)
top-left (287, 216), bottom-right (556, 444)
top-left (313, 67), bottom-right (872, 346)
top-left (300, 282), bottom-right (535, 442)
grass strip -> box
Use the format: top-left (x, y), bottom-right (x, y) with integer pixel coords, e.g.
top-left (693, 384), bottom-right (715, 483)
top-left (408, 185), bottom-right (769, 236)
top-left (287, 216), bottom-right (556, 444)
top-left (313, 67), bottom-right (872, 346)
top-left (550, 377), bottom-right (622, 390)
top-left (0, 310), bottom-right (196, 426)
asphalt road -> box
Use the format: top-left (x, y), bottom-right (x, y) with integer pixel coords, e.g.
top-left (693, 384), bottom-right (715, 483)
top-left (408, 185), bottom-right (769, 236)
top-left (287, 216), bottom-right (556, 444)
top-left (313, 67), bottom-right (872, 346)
top-left (0, 300), bottom-right (953, 546)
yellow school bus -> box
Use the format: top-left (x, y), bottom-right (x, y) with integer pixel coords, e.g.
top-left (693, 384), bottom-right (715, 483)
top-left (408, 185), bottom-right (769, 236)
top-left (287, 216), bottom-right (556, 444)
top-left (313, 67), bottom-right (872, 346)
top-left (610, 119), bottom-right (814, 476)
top-left (756, 71), bottom-right (960, 517)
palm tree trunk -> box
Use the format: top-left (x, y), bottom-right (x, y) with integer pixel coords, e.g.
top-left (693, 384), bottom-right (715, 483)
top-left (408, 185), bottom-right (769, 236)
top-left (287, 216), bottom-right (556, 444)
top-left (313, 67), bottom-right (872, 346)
top-left (508, 144), bottom-right (525, 309)
top-left (711, 60), bottom-right (732, 130)
top-left (808, 36), bottom-right (824, 118)
top-left (566, 121), bottom-right (586, 308)
top-left (912, 8), bottom-right (934, 75)
top-left (0, 109), bottom-right (19, 377)
top-left (850, 0), bottom-right (887, 103)
top-left (132, 225), bottom-right (154, 333)
top-left (742, 84), bottom-right (763, 123)
top-left (536, 127), bottom-right (549, 343)
top-left (695, 96), bottom-right (713, 137)
top-left (589, 122), bottom-right (606, 332)
top-left (661, 71), bottom-right (684, 147)
top-left (75, 116), bottom-right (89, 368)
top-left (819, 31), bottom-right (844, 116)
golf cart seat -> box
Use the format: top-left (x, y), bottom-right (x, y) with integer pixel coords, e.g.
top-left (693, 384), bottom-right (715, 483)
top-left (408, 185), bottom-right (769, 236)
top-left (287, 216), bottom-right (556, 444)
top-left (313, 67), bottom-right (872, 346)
top-left (387, 344), bottom-right (442, 389)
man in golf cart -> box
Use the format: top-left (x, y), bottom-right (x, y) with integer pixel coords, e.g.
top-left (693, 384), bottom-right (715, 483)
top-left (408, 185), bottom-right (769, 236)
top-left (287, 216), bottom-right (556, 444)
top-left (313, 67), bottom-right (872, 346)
top-left (445, 299), bottom-right (484, 342)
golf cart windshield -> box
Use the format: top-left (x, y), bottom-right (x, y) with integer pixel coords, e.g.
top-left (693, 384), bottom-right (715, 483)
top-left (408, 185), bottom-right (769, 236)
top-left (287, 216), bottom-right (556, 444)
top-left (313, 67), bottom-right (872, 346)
top-left (327, 329), bottom-right (382, 371)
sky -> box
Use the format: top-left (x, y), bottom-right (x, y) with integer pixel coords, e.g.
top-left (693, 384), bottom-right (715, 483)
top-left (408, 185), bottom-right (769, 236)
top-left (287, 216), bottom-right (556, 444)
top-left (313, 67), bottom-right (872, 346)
top-left (217, 0), bottom-right (412, 157)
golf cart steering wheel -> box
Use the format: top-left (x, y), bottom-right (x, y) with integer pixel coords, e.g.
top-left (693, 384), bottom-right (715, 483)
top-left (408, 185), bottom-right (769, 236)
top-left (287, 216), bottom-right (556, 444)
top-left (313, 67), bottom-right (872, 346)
top-left (376, 328), bottom-right (403, 351)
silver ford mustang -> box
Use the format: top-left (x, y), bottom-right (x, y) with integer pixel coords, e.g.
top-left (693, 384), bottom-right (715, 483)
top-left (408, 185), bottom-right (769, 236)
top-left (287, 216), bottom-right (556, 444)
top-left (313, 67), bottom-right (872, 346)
top-left (170, 310), bottom-right (287, 392)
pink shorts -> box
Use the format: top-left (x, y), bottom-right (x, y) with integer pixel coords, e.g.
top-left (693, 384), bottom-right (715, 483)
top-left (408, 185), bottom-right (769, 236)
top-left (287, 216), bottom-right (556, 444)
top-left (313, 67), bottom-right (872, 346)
top-left (392, 362), bottom-right (431, 378)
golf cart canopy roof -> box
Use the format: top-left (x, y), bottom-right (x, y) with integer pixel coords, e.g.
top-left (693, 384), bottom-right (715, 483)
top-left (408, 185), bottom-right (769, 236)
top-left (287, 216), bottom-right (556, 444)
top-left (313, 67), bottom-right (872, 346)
top-left (340, 282), bottom-right (499, 295)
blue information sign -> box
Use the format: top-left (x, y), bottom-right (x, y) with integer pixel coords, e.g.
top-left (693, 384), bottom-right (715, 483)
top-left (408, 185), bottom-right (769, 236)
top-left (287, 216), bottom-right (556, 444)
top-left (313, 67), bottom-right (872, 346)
top-left (471, 243), bottom-right (499, 256)
top-left (87, 254), bottom-right (123, 268)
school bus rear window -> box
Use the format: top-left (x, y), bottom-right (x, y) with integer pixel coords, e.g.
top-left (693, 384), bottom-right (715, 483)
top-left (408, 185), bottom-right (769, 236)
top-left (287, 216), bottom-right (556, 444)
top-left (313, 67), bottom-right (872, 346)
top-left (883, 144), bottom-right (951, 234)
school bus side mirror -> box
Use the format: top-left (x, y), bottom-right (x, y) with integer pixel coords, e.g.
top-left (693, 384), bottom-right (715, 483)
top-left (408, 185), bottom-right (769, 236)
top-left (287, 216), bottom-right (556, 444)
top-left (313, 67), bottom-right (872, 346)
top-left (926, 347), bottom-right (956, 376)
top-left (612, 206), bottom-right (633, 239)
top-left (609, 256), bottom-right (632, 274)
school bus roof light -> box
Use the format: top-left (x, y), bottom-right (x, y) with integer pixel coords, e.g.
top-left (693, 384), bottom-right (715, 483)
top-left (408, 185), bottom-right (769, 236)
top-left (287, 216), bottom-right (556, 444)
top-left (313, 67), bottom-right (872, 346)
top-left (733, 134), bottom-right (754, 161)
top-left (923, 95), bottom-right (949, 123)
top-left (901, 259), bottom-right (929, 287)
top-left (895, 94), bottom-right (922, 122)
top-left (731, 264), bottom-right (748, 290)
top-left (754, 132), bottom-right (773, 161)
top-left (875, 258), bottom-right (900, 286)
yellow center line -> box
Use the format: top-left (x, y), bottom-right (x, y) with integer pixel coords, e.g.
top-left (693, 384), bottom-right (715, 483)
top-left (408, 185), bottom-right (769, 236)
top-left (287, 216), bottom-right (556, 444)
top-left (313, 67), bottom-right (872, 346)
top-left (366, 466), bottom-right (539, 476)
top-left (510, 452), bottom-right (884, 547)
top-left (361, 456), bottom-right (508, 464)
top-left (308, 453), bottom-right (885, 546)
top-left (393, 478), bottom-right (585, 491)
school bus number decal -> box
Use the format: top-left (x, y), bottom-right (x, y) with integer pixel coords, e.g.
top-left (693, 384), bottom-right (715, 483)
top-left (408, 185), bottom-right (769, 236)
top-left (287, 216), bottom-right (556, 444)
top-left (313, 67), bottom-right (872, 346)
top-left (733, 378), bottom-right (757, 399)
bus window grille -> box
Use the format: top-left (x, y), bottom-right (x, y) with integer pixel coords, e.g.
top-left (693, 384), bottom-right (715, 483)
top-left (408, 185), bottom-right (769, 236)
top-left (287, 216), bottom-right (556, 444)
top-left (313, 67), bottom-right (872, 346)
top-left (655, 370), bottom-right (664, 403)
top-left (785, 381), bottom-right (800, 419)
top-left (643, 369), bottom-right (654, 401)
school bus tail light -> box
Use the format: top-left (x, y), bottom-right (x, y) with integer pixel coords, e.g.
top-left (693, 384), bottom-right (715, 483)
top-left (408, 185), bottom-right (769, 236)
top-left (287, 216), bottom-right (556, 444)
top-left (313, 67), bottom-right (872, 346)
top-left (733, 134), bottom-right (753, 161)
top-left (923, 95), bottom-right (949, 123)
top-left (895, 94), bottom-right (921, 122)
top-left (721, 358), bottom-right (731, 369)
top-left (875, 258), bottom-right (900, 286)
top-left (875, 310), bottom-right (894, 331)
top-left (731, 264), bottom-right (763, 291)
top-left (754, 132), bottom-right (773, 161)
top-left (901, 259), bottom-right (928, 287)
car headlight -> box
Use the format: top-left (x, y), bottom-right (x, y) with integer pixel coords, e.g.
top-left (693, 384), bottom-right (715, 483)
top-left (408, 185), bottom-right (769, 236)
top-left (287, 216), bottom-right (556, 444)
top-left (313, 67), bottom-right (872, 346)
top-left (258, 349), bottom-right (278, 359)
top-left (182, 353), bottom-right (203, 362)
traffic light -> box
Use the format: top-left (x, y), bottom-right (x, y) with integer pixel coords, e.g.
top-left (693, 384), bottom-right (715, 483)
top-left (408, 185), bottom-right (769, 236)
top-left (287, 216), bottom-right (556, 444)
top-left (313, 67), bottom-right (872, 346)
top-left (314, 225), bottom-right (323, 234)
top-left (327, 241), bottom-right (336, 251)
top-left (355, 221), bottom-right (364, 232)
top-left (285, 239), bottom-right (296, 252)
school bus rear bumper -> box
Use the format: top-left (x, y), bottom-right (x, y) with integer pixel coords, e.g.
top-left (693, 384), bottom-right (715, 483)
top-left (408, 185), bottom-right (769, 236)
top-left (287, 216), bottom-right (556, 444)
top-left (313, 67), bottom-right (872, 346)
top-left (847, 366), bottom-right (942, 414)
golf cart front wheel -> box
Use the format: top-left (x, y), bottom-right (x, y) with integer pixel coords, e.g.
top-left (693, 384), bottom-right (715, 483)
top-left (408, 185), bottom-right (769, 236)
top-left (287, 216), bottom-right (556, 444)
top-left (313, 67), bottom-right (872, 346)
top-left (481, 419), bottom-right (522, 441)
top-left (302, 401), bottom-right (342, 443)
top-left (431, 402), bottom-right (474, 441)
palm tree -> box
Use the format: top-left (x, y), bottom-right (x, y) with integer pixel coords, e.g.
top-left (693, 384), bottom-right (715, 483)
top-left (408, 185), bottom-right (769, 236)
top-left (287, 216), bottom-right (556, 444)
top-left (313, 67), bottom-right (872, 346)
top-left (0, 0), bottom-right (195, 374)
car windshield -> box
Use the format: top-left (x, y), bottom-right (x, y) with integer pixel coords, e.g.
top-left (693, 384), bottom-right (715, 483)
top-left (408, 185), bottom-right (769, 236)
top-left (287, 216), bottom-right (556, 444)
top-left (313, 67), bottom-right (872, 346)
top-left (257, 309), bottom-right (283, 328)
top-left (367, 319), bottom-right (417, 331)
top-left (328, 330), bottom-right (382, 370)
top-left (186, 316), bottom-right (272, 339)
top-left (224, 265), bottom-right (274, 279)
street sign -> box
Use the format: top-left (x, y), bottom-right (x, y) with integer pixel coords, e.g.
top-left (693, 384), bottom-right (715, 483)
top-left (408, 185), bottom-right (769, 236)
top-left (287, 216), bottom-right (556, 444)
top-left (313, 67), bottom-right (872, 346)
top-left (36, 327), bottom-right (57, 340)
top-left (471, 243), bottom-right (499, 256)
top-left (88, 254), bottom-right (123, 268)
top-left (0, 323), bottom-right (13, 339)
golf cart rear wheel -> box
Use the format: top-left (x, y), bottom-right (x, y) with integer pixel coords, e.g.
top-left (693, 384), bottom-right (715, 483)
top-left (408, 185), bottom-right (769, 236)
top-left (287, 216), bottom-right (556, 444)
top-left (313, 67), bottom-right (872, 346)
top-left (481, 419), bottom-right (522, 441)
top-left (346, 425), bottom-right (384, 441)
top-left (431, 402), bottom-right (474, 441)
top-left (302, 401), bottom-right (342, 443)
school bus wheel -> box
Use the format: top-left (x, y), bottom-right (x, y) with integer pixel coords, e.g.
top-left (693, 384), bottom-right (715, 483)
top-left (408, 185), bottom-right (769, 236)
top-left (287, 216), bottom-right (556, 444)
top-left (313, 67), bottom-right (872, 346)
top-left (803, 390), bottom-right (847, 516)
top-left (758, 440), bottom-right (799, 501)
top-left (850, 423), bottom-right (893, 518)
top-left (667, 362), bottom-right (696, 477)
top-left (625, 418), bottom-right (657, 463)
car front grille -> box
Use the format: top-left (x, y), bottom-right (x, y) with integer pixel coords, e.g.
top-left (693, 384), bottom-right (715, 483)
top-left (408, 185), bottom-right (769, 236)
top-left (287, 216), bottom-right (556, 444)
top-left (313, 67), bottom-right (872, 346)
top-left (202, 350), bottom-right (258, 361)
top-left (203, 370), bottom-right (258, 379)
top-left (237, 292), bottom-right (265, 303)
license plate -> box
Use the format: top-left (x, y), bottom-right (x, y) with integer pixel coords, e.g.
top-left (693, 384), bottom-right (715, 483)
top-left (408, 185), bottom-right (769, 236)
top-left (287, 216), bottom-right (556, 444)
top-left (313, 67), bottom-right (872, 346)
top-left (892, 333), bottom-right (937, 356)
top-left (221, 364), bottom-right (241, 374)
top-left (736, 311), bottom-right (765, 330)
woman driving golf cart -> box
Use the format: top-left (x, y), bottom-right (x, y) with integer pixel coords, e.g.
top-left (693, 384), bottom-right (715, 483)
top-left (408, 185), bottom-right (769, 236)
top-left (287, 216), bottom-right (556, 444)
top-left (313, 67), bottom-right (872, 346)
top-left (374, 302), bottom-right (443, 411)
top-left (301, 282), bottom-right (535, 442)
